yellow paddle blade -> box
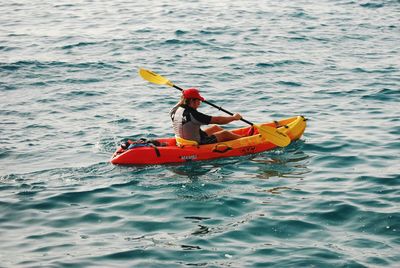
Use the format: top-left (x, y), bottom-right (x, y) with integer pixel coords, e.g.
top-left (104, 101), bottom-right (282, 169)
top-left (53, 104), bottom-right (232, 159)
top-left (139, 68), bottom-right (174, 87)
top-left (254, 124), bottom-right (291, 147)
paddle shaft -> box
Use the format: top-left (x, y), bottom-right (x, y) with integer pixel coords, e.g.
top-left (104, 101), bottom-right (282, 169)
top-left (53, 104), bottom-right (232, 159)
top-left (172, 85), bottom-right (254, 126)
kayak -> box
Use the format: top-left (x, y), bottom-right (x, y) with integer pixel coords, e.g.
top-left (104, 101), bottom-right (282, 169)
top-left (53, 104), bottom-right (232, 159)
top-left (111, 116), bottom-right (306, 165)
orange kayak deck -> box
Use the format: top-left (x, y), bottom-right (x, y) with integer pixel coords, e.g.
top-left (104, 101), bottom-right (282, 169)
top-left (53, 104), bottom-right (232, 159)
top-left (110, 116), bottom-right (306, 165)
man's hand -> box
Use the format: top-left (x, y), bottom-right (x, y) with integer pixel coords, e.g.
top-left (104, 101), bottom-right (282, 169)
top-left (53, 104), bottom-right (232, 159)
top-left (232, 113), bottom-right (242, 121)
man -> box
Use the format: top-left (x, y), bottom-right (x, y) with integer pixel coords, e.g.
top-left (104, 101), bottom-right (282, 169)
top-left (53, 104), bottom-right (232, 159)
top-left (170, 88), bottom-right (242, 145)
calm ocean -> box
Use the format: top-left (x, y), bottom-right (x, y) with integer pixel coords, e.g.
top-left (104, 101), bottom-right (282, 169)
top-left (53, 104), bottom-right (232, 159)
top-left (1, 0), bottom-right (399, 267)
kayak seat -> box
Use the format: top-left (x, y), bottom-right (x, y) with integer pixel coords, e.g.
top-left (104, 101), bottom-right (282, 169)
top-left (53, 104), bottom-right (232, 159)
top-left (175, 136), bottom-right (199, 147)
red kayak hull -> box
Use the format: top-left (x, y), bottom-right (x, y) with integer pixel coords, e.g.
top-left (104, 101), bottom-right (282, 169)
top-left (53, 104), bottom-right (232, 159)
top-left (111, 116), bottom-right (306, 165)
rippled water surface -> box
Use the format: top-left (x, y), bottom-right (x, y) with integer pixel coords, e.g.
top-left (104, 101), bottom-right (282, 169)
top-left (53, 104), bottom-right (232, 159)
top-left (1, 0), bottom-right (399, 267)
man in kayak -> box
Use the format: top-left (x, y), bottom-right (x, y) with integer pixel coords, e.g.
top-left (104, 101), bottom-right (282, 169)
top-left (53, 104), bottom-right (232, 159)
top-left (170, 88), bottom-right (243, 144)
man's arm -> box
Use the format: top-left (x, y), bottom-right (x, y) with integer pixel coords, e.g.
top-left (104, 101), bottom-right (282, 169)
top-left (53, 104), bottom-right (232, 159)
top-left (210, 113), bottom-right (242, 125)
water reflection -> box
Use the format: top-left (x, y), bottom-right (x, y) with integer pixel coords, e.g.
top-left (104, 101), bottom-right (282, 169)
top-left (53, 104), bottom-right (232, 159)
top-left (168, 162), bottom-right (213, 178)
top-left (191, 225), bottom-right (211, 236)
top-left (163, 140), bottom-right (310, 200)
top-left (251, 140), bottom-right (311, 180)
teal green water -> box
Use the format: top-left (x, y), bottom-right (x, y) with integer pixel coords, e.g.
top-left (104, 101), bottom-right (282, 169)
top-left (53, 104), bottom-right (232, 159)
top-left (1, 1), bottom-right (399, 267)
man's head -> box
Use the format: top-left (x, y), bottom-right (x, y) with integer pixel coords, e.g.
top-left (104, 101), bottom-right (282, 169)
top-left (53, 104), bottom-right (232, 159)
top-left (183, 88), bottom-right (205, 101)
top-left (182, 88), bottom-right (205, 109)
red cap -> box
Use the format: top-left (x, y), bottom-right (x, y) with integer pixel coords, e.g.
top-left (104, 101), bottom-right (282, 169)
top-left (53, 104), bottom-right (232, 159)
top-left (182, 88), bottom-right (205, 101)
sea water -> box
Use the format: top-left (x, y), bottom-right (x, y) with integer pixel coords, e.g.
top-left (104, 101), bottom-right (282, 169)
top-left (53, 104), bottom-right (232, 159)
top-left (1, 1), bottom-right (399, 267)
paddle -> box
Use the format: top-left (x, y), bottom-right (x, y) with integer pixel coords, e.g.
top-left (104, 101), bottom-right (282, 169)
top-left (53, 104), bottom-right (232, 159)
top-left (139, 68), bottom-right (291, 147)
